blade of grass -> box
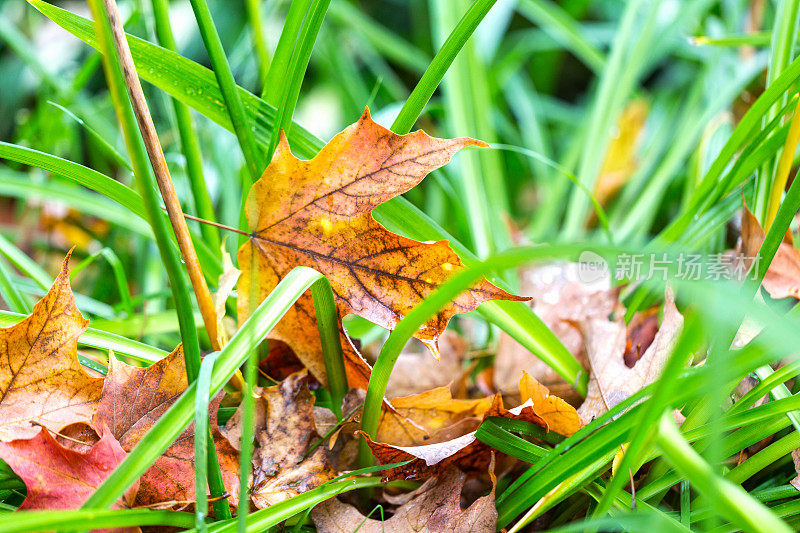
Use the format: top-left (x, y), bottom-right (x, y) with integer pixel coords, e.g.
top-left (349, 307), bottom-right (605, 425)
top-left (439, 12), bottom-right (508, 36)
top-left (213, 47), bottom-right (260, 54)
top-left (262, 0), bottom-right (311, 103)
top-left (2, 509), bottom-right (195, 533)
top-left (244, 0), bottom-right (269, 89)
top-left (656, 412), bottom-right (792, 533)
top-left (187, 0), bottom-right (261, 181)
top-left (391, 0), bottom-right (499, 135)
top-left (265, 0), bottom-right (330, 162)
top-left (194, 351), bottom-right (220, 532)
top-left (70, 247), bottom-right (133, 317)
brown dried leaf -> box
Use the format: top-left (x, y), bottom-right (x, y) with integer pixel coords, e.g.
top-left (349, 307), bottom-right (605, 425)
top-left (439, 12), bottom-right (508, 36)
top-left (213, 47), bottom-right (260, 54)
top-left (249, 372), bottom-right (335, 508)
top-left (238, 108), bottom-right (526, 388)
top-left (741, 205), bottom-right (800, 299)
top-left (577, 289), bottom-right (684, 423)
top-left (93, 349), bottom-right (239, 509)
top-left (0, 426), bottom-right (136, 511)
top-left (494, 262), bottom-right (619, 404)
top-left (363, 396), bottom-right (545, 480)
top-left (378, 387), bottom-right (494, 447)
top-left (312, 466), bottom-right (496, 533)
top-left (0, 253), bottom-right (103, 441)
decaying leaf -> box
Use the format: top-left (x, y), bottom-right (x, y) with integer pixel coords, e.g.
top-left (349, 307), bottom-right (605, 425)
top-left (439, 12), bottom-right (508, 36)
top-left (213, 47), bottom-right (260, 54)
top-left (93, 349), bottom-right (239, 509)
top-left (494, 261), bottom-right (619, 404)
top-left (741, 205), bottom-right (800, 299)
top-left (312, 465), bottom-right (496, 533)
top-left (0, 253), bottom-right (103, 441)
top-left (238, 108), bottom-right (526, 388)
top-left (248, 371), bottom-right (335, 508)
top-left (363, 394), bottom-right (548, 480)
top-left (0, 426), bottom-right (136, 511)
top-left (577, 289), bottom-right (684, 423)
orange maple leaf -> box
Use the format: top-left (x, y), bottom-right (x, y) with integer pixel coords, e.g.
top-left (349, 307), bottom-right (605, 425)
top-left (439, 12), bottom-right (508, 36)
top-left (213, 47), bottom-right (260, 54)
top-left (0, 252), bottom-right (103, 441)
top-left (238, 108), bottom-right (526, 387)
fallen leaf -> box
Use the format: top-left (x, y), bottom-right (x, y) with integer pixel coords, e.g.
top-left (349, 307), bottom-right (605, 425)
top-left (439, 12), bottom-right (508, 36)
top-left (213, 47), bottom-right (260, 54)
top-left (0, 426), bottom-right (136, 511)
top-left (0, 252), bottom-right (103, 441)
top-left (519, 371), bottom-right (582, 437)
top-left (363, 396), bottom-right (545, 480)
top-left (384, 331), bottom-right (467, 399)
top-left (790, 449), bottom-right (800, 491)
top-left (311, 465), bottom-right (496, 532)
top-left (378, 387), bottom-right (494, 447)
top-left (494, 261), bottom-right (620, 404)
top-left (93, 349), bottom-right (239, 510)
top-left (238, 108), bottom-right (526, 388)
top-left (577, 289), bottom-right (684, 423)
top-left (249, 371), bottom-right (335, 508)
top-left (741, 205), bottom-right (800, 299)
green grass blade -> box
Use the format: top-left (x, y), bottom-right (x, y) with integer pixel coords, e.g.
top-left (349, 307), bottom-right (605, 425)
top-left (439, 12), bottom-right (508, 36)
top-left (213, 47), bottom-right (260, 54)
top-left (187, 0), bottom-right (262, 182)
top-left (656, 413), bottom-right (792, 533)
top-left (391, 0), bottom-right (499, 135)
top-left (2, 509), bottom-right (195, 533)
top-left (262, 0), bottom-right (311, 103)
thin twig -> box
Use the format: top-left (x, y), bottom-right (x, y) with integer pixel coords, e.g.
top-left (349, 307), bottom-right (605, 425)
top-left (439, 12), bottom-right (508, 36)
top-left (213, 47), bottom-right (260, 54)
top-left (102, 0), bottom-right (221, 350)
top-left (161, 206), bottom-right (251, 236)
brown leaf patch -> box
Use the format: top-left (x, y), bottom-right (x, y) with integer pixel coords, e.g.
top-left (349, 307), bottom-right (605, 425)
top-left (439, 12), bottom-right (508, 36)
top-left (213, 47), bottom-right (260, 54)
top-left (577, 289), bottom-right (684, 423)
top-left (249, 372), bottom-right (335, 508)
top-left (741, 205), bottom-right (800, 299)
top-left (0, 253), bottom-right (103, 441)
top-left (311, 466), bottom-right (496, 532)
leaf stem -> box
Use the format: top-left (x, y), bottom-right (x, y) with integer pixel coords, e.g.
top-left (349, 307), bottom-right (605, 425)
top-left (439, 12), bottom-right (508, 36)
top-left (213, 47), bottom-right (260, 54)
top-left (150, 0), bottom-right (221, 251)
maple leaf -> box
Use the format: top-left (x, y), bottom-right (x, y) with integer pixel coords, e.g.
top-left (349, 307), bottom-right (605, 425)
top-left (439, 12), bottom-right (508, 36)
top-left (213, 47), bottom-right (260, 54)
top-left (577, 289), bottom-right (683, 423)
top-left (311, 465), bottom-right (496, 532)
top-left (0, 426), bottom-right (136, 511)
top-left (740, 205), bottom-right (800, 300)
top-left (238, 108), bottom-right (526, 387)
top-left (240, 372), bottom-right (335, 508)
top-left (0, 252), bottom-right (103, 441)
top-left (93, 348), bottom-right (239, 510)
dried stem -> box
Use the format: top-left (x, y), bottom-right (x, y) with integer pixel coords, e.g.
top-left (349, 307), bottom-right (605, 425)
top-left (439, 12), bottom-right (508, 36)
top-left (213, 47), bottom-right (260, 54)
top-left (101, 0), bottom-right (220, 350)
